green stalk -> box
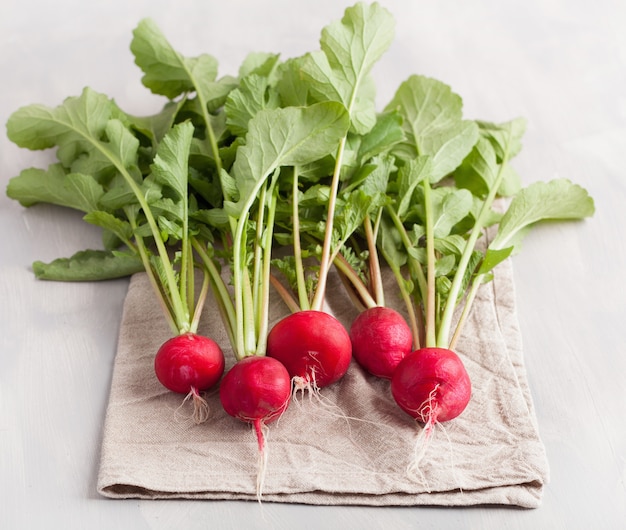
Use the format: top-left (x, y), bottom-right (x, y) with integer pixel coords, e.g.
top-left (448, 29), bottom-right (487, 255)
top-left (385, 205), bottom-right (428, 305)
top-left (436, 134), bottom-right (513, 348)
top-left (364, 213), bottom-right (385, 307)
top-left (311, 136), bottom-right (348, 311)
top-left (422, 179), bottom-right (437, 348)
top-left (189, 269), bottom-right (210, 334)
top-left (252, 183), bottom-right (268, 321)
top-left (181, 65), bottom-right (223, 176)
top-left (191, 237), bottom-right (237, 344)
top-left (333, 253), bottom-right (377, 309)
top-left (449, 273), bottom-right (484, 350)
top-left (291, 167), bottom-right (310, 310)
top-left (383, 253), bottom-right (421, 350)
top-left (92, 141), bottom-right (188, 331)
top-left (242, 265), bottom-right (257, 358)
top-left (131, 226), bottom-right (179, 336)
top-left (178, 178), bottom-right (191, 330)
top-left (256, 180), bottom-right (279, 356)
top-left (231, 170), bottom-right (276, 358)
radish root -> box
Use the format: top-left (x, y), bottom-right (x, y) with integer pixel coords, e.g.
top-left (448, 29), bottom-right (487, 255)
top-left (253, 419), bottom-right (270, 503)
top-left (175, 386), bottom-right (210, 424)
top-left (406, 384), bottom-right (441, 489)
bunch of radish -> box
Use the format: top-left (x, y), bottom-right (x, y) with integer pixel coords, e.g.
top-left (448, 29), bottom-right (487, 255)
top-left (5, 1), bottom-right (595, 492)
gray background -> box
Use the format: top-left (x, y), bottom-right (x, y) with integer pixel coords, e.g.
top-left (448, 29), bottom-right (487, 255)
top-left (1, 0), bottom-right (624, 528)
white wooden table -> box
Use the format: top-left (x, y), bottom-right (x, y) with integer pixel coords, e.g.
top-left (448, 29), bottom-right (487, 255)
top-left (1, 1), bottom-right (624, 528)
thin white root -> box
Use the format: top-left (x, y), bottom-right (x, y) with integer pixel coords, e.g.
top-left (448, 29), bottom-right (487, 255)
top-left (175, 387), bottom-right (210, 424)
top-left (406, 385), bottom-right (440, 490)
top-left (253, 419), bottom-right (270, 503)
top-left (407, 414), bottom-right (436, 490)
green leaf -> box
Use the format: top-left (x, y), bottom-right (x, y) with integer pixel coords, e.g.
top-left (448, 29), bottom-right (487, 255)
top-left (6, 88), bottom-right (135, 180)
top-left (301, 2), bottom-right (395, 134)
top-left (6, 88), bottom-right (111, 154)
top-left (276, 57), bottom-right (310, 107)
top-left (455, 119), bottom-right (526, 197)
top-left (356, 154), bottom-right (394, 197)
top-left (6, 164), bottom-right (104, 213)
top-left (150, 120), bottom-right (194, 202)
top-left (126, 99), bottom-right (186, 148)
top-left (231, 102), bottom-right (350, 212)
top-left (477, 246), bottom-right (514, 275)
top-left (385, 75), bottom-right (479, 182)
top-left (225, 74), bottom-right (280, 136)
top-left (131, 18), bottom-right (218, 101)
top-left (435, 254), bottom-right (456, 277)
top-left (430, 187), bottom-right (473, 238)
top-left (396, 156), bottom-right (432, 219)
top-left (32, 250), bottom-right (144, 281)
top-left (490, 178), bottom-right (595, 252)
top-left (477, 117), bottom-right (526, 163)
top-left (335, 189), bottom-right (378, 243)
top-left (83, 211), bottom-right (134, 243)
top-left (454, 136), bottom-right (498, 196)
top-left (357, 110), bottom-right (405, 163)
top-left (434, 234), bottom-right (467, 256)
top-left (238, 52), bottom-right (281, 79)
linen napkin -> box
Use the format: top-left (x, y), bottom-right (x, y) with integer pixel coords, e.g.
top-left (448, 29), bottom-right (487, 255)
top-left (96, 255), bottom-right (550, 508)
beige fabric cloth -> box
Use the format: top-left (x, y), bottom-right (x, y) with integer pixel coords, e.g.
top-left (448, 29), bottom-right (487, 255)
top-left (97, 256), bottom-right (549, 508)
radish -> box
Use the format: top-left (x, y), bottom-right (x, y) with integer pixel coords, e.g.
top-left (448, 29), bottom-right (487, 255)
top-left (391, 347), bottom-right (471, 427)
top-left (219, 356), bottom-right (291, 500)
top-left (219, 356), bottom-right (291, 451)
top-left (349, 306), bottom-right (413, 380)
top-left (266, 310), bottom-right (352, 389)
top-left (338, 210), bottom-right (416, 380)
top-left (154, 333), bottom-right (225, 423)
top-left (265, 3), bottom-right (397, 392)
top-left (193, 103), bottom-right (351, 496)
top-left (375, 77), bottom-right (593, 476)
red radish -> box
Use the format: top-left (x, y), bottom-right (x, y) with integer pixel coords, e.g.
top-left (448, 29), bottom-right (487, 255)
top-left (219, 355), bottom-right (291, 497)
top-left (219, 356), bottom-right (291, 441)
top-left (391, 347), bottom-right (471, 425)
top-left (390, 347), bottom-right (471, 473)
top-left (266, 310), bottom-right (352, 391)
top-left (154, 333), bottom-right (225, 423)
top-left (349, 306), bottom-right (413, 379)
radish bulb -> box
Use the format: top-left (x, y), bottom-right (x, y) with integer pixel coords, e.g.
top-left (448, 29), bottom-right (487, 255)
top-left (349, 306), bottom-right (413, 379)
top-left (219, 356), bottom-right (291, 497)
top-left (154, 333), bottom-right (225, 424)
top-left (266, 310), bottom-right (352, 392)
top-left (391, 347), bottom-right (471, 423)
top-left (391, 347), bottom-right (471, 472)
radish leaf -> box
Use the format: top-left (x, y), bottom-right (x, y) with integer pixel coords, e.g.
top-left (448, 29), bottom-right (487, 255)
top-left (302, 2), bottom-right (395, 134)
top-left (32, 250), bottom-right (144, 281)
top-left (490, 178), bottom-right (595, 252)
top-left (385, 75), bottom-right (479, 182)
top-left (7, 165), bottom-right (104, 212)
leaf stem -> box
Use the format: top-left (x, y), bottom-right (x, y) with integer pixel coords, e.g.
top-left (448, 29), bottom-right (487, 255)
top-left (311, 136), bottom-right (348, 311)
top-left (270, 274), bottom-right (301, 314)
top-left (364, 213), bottom-right (385, 307)
top-left (436, 131), bottom-right (512, 348)
top-left (191, 237), bottom-right (237, 344)
top-left (333, 252), bottom-right (377, 309)
top-left (256, 176), bottom-right (279, 356)
top-left (189, 268), bottom-right (210, 334)
top-left (385, 205), bottom-right (427, 304)
top-left (449, 273), bottom-right (484, 350)
top-left (422, 179), bottom-right (437, 348)
top-left (291, 167), bottom-right (310, 310)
